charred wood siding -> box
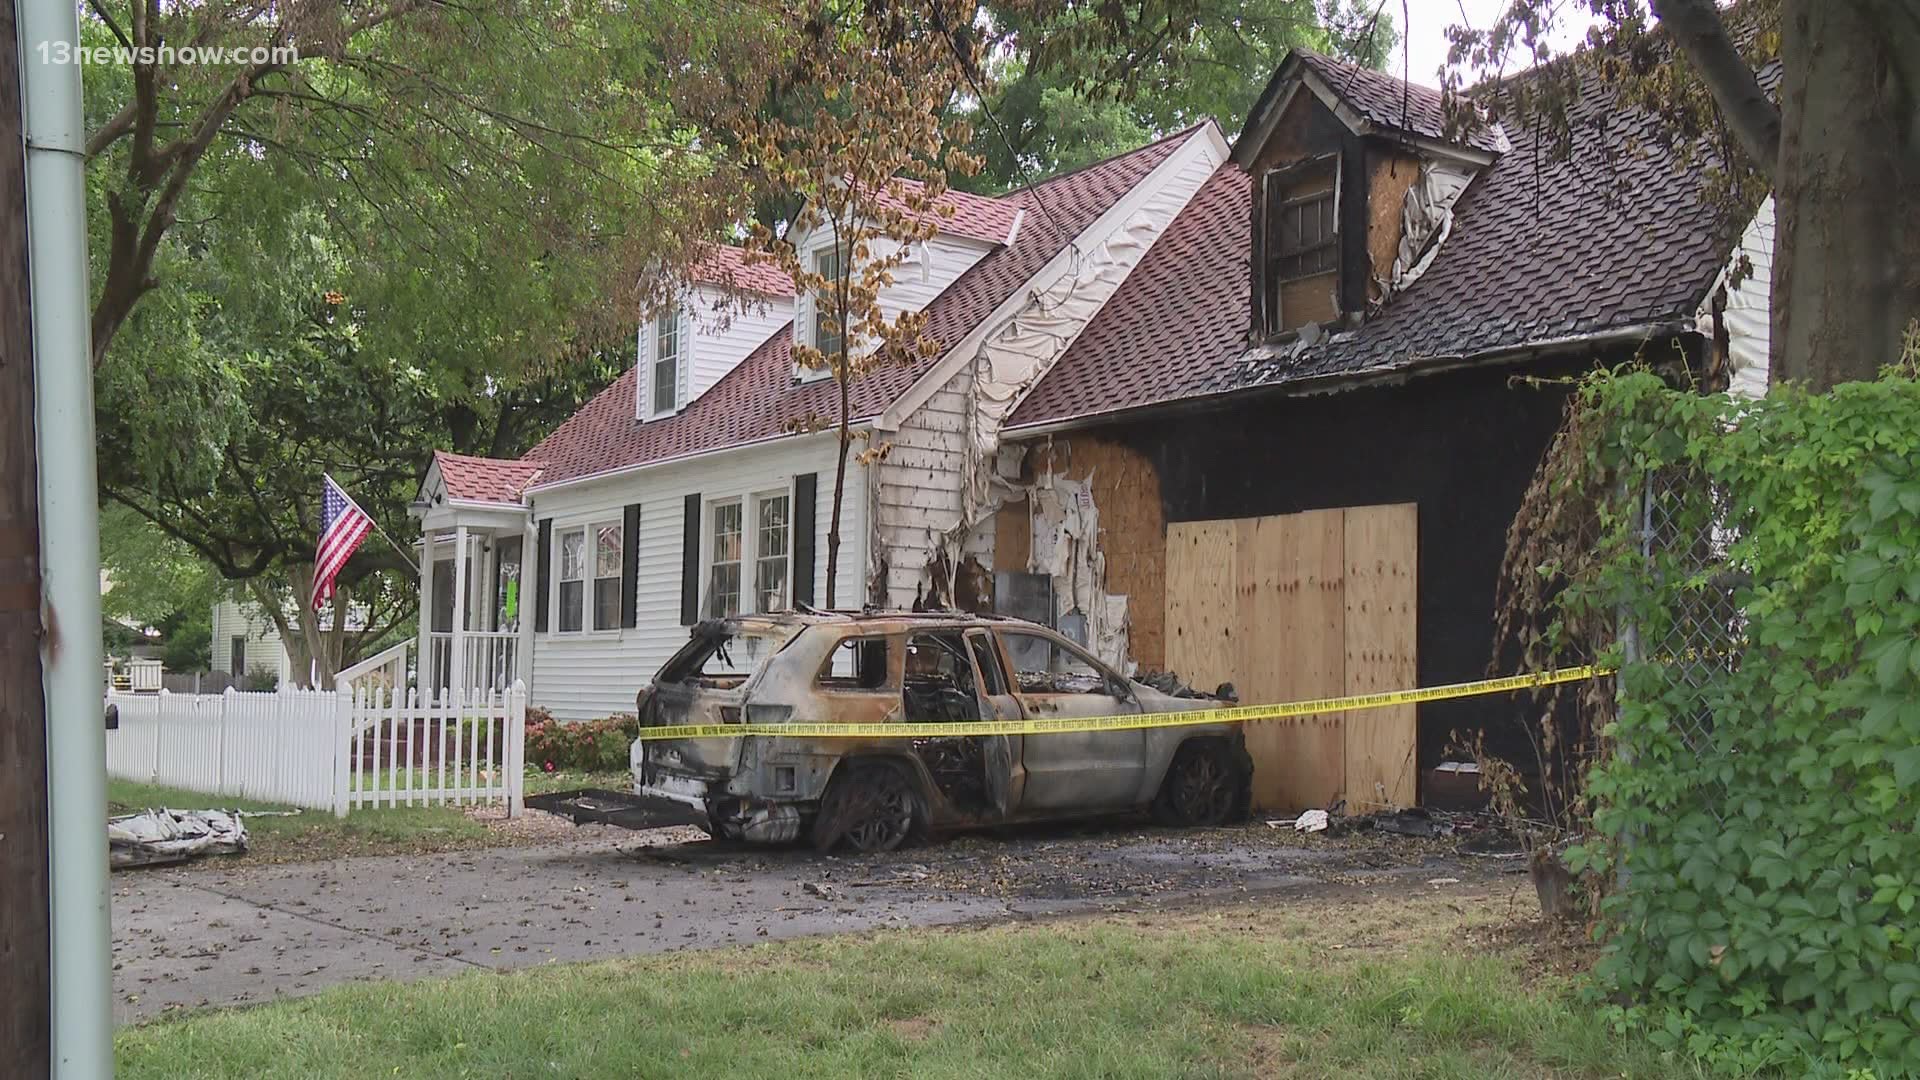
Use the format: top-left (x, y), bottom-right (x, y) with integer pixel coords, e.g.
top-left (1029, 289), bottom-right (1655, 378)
top-left (1074, 354), bottom-right (1616, 773)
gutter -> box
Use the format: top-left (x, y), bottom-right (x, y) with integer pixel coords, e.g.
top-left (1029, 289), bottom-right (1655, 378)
top-left (1001, 320), bottom-right (1698, 440)
top-left (20, 0), bottom-right (114, 1074)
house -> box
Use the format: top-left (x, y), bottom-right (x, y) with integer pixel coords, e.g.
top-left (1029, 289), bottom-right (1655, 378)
top-left (404, 46), bottom-right (1768, 814)
top-left (210, 598), bottom-right (293, 687)
top-left (965, 51), bottom-right (1772, 810)
top-left (408, 124), bottom-right (1233, 720)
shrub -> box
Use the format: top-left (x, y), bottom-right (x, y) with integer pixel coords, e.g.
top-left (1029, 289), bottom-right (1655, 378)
top-left (1524, 368), bottom-right (1920, 1075)
top-left (525, 710), bottom-right (639, 773)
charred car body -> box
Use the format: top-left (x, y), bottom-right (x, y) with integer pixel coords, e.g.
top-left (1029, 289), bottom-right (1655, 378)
top-left (534, 611), bottom-right (1252, 851)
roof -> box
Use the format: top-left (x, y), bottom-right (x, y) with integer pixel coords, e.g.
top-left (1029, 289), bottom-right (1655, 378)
top-left (432, 451), bottom-right (546, 504)
top-left (1290, 50), bottom-right (1509, 155)
top-left (688, 244), bottom-right (794, 296)
top-left (1008, 54), bottom-right (1729, 430)
top-left (525, 126), bottom-right (1206, 488)
top-left (867, 178), bottom-right (1025, 246)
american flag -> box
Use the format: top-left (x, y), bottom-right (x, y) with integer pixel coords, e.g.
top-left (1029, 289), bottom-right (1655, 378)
top-left (313, 474), bottom-right (373, 605)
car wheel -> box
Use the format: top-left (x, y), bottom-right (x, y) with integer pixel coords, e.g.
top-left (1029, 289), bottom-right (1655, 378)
top-left (1153, 740), bottom-right (1245, 827)
top-left (812, 761), bottom-right (922, 853)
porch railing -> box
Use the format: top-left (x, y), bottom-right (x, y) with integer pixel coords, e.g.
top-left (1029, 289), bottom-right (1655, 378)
top-left (426, 630), bottom-right (521, 694)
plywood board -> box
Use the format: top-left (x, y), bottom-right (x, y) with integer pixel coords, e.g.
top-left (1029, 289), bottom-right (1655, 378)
top-left (1342, 503), bottom-right (1419, 809)
top-left (1242, 510), bottom-right (1346, 810)
top-left (1165, 522), bottom-right (1238, 695)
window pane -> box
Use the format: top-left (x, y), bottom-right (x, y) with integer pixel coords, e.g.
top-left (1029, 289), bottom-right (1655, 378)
top-left (754, 557), bottom-right (787, 612)
top-left (559, 528), bottom-right (586, 582)
top-left (757, 495), bottom-right (789, 556)
top-left (558, 580), bottom-right (584, 633)
top-left (711, 503), bottom-right (742, 563)
top-left (653, 357), bottom-right (676, 413)
top-left (595, 523), bottom-right (622, 580)
top-left (813, 248), bottom-right (845, 357)
top-left (706, 563), bottom-right (741, 618)
top-left (656, 307), bottom-right (679, 358)
top-left (593, 578), bottom-right (621, 631)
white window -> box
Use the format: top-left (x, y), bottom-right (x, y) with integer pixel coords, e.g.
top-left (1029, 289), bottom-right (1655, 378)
top-left (705, 501), bottom-right (743, 618)
top-left (703, 488), bottom-right (795, 618)
top-left (556, 520), bottom-right (623, 633)
top-left (812, 246), bottom-right (845, 357)
top-left (648, 306), bottom-right (682, 417)
top-left (753, 492), bottom-right (791, 612)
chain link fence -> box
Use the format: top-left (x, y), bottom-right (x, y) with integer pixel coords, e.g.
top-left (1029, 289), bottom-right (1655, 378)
top-left (1622, 467), bottom-right (1748, 784)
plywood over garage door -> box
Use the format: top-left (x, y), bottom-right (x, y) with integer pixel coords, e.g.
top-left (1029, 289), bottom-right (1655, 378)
top-left (1165, 503), bottom-right (1417, 811)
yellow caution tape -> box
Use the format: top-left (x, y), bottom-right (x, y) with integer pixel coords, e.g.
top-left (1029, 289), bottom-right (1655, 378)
top-left (634, 664), bottom-right (1612, 741)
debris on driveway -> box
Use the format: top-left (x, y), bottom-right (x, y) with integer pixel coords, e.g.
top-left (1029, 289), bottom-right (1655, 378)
top-left (109, 809), bottom-right (249, 869)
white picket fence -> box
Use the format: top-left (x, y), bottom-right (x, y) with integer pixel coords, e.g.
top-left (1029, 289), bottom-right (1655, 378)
top-left (339, 685), bottom-right (526, 816)
top-left (105, 684), bottom-right (526, 817)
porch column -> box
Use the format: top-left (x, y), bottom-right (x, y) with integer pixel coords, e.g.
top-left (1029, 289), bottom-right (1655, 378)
top-left (450, 523), bottom-right (469, 698)
top-left (517, 513), bottom-right (536, 690)
top-left (417, 532), bottom-right (434, 693)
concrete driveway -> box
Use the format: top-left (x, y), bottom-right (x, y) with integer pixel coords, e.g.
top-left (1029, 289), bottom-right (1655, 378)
top-left (112, 819), bottom-right (1496, 1025)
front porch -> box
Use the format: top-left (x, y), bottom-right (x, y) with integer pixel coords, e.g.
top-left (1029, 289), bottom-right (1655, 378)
top-left (410, 452), bottom-right (544, 695)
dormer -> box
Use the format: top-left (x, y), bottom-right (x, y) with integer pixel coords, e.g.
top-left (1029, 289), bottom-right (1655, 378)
top-left (1232, 50), bottom-right (1504, 340)
top-left (790, 180), bottom-right (1024, 381)
top-left (637, 246), bottom-right (794, 419)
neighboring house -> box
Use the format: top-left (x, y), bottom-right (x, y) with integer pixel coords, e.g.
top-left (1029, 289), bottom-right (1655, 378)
top-left (410, 124), bottom-right (1232, 720)
top-left (407, 47), bottom-right (1769, 814)
top-left (210, 598), bottom-right (293, 685)
top-left (971, 50), bottom-right (1771, 810)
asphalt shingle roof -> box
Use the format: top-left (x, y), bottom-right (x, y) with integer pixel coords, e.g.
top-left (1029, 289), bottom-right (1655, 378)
top-left (525, 126), bottom-right (1204, 487)
top-left (1294, 51), bottom-right (1508, 154)
top-left (689, 244), bottom-right (794, 296)
top-left (433, 451), bottom-right (546, 504)
top-left (1008, 55), bottom-right (1729, 430)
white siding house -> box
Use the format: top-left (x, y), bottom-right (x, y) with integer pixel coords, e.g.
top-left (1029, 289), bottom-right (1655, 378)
top-left (209, 598), bottom-right (292, 684)
top-left (409, 126), bottom-right (1231, 721)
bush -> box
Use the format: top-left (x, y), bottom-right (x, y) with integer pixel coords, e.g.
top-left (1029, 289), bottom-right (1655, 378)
top-left (526, 709), bottom-right (639, 773)
top-left (1533, 369), bottom-right (1920, 1075)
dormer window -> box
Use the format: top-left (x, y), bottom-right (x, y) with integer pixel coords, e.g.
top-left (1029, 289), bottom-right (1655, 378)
top-left (812, 245), bottom-right (846, 357)
top-left (1259, 157), bottom-right (1343, 336)
top-left (650, 306), bottom-right (683, 416)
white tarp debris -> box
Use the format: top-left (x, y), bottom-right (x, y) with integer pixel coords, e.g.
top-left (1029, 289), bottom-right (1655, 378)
top-left (1697, 195), bottom-right (1774, 400)
top-left (108, 808), bottom-right (250, 869)
top-left (1383, 158), bottom-right (1479, 300)
top-left (1292, 809), bottom-right (1330, 833)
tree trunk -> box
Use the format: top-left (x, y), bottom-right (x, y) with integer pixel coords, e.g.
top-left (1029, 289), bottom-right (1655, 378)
top-left (0, 1), bottom-right (53, 1062)
top-left (825, 363), bottom-right (851, 607)
top-left (1770, 0), bottom-right (1920, 388)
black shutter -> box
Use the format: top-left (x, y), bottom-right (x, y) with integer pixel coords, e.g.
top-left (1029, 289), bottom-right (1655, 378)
top-left (792, 473), bottom-right (817, 608)
top-left (534, 518), bottom-right (552, 633)
top-left (679, 492), bottom-right (701, 625)
top-left (620, 503), bottom-right (641, 628)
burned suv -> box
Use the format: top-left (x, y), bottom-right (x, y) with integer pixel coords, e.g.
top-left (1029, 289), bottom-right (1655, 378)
top-left (537, 611), bottom-right (1251, 852)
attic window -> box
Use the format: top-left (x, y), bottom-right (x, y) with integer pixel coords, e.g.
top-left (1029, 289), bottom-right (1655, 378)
top-left (1273, 188), bottom-right (1336, 280)
top-left (1260, 157), bottom-right (1342, 336)
top-left (651, 306), bottom-right (682, 416)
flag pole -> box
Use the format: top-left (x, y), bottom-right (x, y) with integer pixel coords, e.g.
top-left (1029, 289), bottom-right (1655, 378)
top-left (326, 473), bottom-right (420, 576)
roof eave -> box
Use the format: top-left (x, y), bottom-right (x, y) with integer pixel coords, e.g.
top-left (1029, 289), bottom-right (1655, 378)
top-left (1003, 319), bottom-right (1699, 439)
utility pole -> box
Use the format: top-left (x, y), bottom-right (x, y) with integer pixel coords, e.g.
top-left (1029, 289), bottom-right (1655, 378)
top-left (0, 0), bottom-right (53, 1071)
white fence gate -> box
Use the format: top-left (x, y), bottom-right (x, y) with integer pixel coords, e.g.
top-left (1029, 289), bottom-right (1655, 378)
top-left (105, 684), bottom-right (526, 817)
top-left (338, 686), bottom-right (526, 816)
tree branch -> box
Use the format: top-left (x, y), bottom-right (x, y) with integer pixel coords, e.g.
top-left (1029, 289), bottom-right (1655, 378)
top-left (1650, 0), bottom-right (1780, 171)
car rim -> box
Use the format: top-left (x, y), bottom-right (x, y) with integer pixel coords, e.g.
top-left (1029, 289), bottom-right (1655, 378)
top-left (843, 782), bottom-right (912, 851)
top-left (1174, 753), bottom-right (1234, 824)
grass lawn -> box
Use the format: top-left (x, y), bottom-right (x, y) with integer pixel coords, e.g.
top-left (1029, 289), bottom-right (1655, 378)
top-left (114, 888), bottom-right (1707, 1079)
top-left (109, 779), bottom-right (493, 863)
top-left (108, 767), bottom-right (631, 864)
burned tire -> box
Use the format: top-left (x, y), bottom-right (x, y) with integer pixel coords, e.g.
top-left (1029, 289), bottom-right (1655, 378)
top-left (811, 761), bottom-right (924, 853)
top-left (1152, 739), bottom-right (1248, 827)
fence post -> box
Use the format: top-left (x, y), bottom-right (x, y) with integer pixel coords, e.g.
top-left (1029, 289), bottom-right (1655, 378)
top-left (151, 689), bottom-right (166, 784)
top-left (214, 686), bottom-right (231, 796)
top-left (332, 685), bottom-right (352, 818)
top-left (507, 680), bottom-right (526, 817)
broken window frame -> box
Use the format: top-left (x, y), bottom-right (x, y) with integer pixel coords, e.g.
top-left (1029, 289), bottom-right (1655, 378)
top-left (816, 632), bottom-right (898, 692)
top-left (1258, 152), bottom-right (1342, 336)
